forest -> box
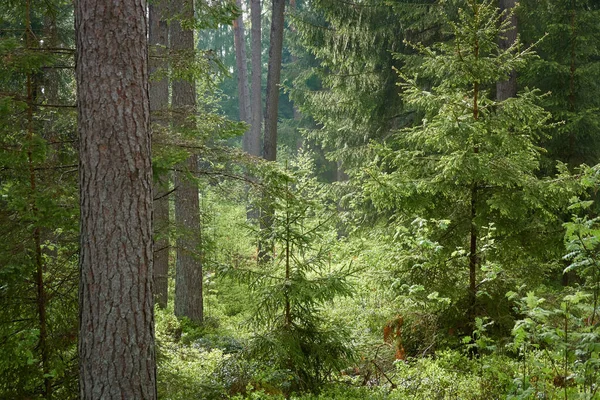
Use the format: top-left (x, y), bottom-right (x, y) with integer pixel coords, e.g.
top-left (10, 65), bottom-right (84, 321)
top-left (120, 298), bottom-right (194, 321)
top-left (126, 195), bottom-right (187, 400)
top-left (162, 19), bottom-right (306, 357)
top-left (1, 0), bottom-right (600, 398)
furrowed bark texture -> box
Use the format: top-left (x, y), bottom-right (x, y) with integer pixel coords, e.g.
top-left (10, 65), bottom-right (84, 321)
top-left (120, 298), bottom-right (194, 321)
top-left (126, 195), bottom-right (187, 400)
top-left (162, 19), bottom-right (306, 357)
top-left (150, 0), bottom-right (170, 309)
top-left (496, 0), bottom-right (517, 100)
top-left (171, 0), bottom-right (204, 323)
top-left (249, 0), bottom-right (262, 157)
top-left (76, 1), bottom-right (157, 398)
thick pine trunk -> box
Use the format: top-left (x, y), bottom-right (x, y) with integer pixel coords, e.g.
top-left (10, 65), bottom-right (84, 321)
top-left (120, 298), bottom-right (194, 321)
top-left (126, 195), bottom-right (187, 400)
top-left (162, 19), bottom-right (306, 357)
top-left (249, 0), bottom-right (262, 157)
top-left (76, 0), bottom-right (157, 398)
top-left (171, 0), bottom-right (204, 323)
top-left (244, 0), bottom-right (262, 223)
top-left (149, 0), bottom-right (170, 309)
top-left (234, 0), bottom-right (252, 149)
top-left (496, 0), bottom-right (517, 100)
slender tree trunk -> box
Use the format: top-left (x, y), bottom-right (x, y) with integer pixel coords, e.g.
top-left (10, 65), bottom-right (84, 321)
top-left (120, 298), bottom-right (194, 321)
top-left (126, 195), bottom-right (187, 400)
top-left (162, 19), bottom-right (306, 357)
top-left (284, 197), bottom-right (291, 328)
top-left (76, 0), bottom-right (157, 398)
top-left (149, 0), bottom-right (170, 309)
top-left (469, 30), bottom-right (481, 328)
top-left (249, 0), bottom-right (262, 157)
top-left (171, 0), bottom-right (204, 323)
top-left (258, 0), bottom-right (285, 262)
top-left (496, 0), bottom-right (517, 100)
top-left (262, 0), bottom-right (285, 163)
top-left (289, 0), bottom-right (303, 152)
top-left (469, 180), bottom-right (478, 323)
top-left (42, 10), bottom-right (59, 112)
top-left (25, 2), bottom-right (50, 396)
top-left (245, 0), bottom-right (262, 224)
top-left (234, 0), bottom-right (252, 147)
top-left (567, 3), bottom-right (577, 164)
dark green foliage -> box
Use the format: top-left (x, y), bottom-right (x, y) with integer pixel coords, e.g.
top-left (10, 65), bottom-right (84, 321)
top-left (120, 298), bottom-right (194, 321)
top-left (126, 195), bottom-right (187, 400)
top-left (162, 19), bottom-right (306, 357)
top-left (519, 0), bottom-right (600, 172)
top-left (290, 0), bottom-right (452, 168)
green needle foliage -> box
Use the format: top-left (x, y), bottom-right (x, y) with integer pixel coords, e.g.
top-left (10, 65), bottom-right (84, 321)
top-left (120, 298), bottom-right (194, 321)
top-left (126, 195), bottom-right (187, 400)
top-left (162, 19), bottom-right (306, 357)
top-left (289, 0), bottom-right (447, 169)
top-left (361, 0), bottom-right (576, 335)
top-left (519, 0), bottom-right (600, 172)
top-left (230, 155), bottom-right (354, 395)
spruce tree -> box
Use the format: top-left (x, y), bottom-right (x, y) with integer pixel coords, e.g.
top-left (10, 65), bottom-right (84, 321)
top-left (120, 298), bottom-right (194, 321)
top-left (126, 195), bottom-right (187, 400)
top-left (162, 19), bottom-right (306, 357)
top-left (290, 0), bottom-right (446, 170)
top-left (363, 0), bottom-right (571, 333)
top-left (233, 156), bottom-right (353, 394)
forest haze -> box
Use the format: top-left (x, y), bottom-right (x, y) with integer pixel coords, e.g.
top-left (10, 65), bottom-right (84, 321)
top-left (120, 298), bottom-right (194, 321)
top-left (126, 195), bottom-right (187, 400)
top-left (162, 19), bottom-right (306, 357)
top-left (1, 0), bottom-right (599, 398)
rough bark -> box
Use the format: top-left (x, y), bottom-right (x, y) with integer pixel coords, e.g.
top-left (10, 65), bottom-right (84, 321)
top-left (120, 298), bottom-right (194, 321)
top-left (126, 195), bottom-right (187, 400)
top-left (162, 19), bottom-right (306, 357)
top-left (171, 0), bottom-right (204, 323)
top-left (149, 0), bottom-right (170, 309)
top-left (233, 0), bottom-right (252, 149)
top-left (262, 0), bottom-right (285, 162)
top-left (249, 0), bottom-right (262, 156)
top-left (496, 0), bottom-right (517, 100)
top-left (258, 0), bottom-right (285, 262)
top-left (76, 0), bottom-right (157, 398)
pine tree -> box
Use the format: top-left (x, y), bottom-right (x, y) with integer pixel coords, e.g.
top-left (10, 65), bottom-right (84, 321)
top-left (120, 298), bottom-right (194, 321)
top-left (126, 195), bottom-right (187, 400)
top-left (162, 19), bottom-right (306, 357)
top-left (149, 0), bottom-right (171, 309)
top-left (249, 0), bottom-right (263, 157)
top-left (171, 0), bottom-right (204, 324)
top-left (76, 0), bottom-right (157, 397)
top-left (233, 0), bottom-right (251, 148)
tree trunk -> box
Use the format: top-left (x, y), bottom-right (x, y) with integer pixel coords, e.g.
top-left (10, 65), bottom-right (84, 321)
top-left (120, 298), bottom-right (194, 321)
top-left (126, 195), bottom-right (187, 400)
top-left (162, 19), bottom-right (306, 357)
top-left (468, 181), bottom-right (478, 326)
top-left (149, 0), bottom-right (170, 309)
top-left (171, 0), bottom-right (204, 324)
top-left (289, 0), bottom-right (303, 152)
top-left (258, 0), bottom-right (285, 262)
top-left (234, 0), bottom-right (252, 149)
top-left (567, 4), bottom-right (577, 164)
top-left (468, 43), bottom-right (481, 330)
top-left (262, 0), bottom-right (285, 162)
top-left (496, 0), bottom-right (517, 100)
top-left (26, 2), bottom-right (50, 396)
top-left (249, 0), bottom-right (262, 157)
top-left (76, 0), bottom-right (157, 398)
